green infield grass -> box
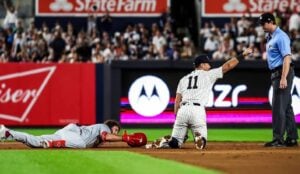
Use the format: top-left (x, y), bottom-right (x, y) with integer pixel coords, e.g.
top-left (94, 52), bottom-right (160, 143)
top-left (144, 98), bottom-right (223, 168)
top-left (0, 150), bottom-right (218, 174)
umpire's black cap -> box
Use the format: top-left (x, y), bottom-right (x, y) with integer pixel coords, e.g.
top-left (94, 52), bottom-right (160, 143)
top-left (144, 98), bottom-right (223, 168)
top-left (193, 55), bottom-right (210, 67)
top-left (258, 12), bottom-right (275, 25)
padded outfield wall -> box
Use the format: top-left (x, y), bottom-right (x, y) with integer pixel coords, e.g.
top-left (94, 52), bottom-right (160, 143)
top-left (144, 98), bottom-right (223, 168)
top-left (108, 60), bottom-right (300, 126)
top-left (0, 61), bottom-right (299, 126)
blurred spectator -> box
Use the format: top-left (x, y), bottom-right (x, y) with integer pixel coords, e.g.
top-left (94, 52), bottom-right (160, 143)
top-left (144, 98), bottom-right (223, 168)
top-left (281, 7), bottom-right (293, 28)
top-left (66, 47), bottom-right (79, 63)
top-left (5, 27), bottom-right (14, 55)
top-left (166, 41), bottom-right (180, 60)
top-left (244, 44), bottom-right (260, 60)
top-left (114, 44), bottom-right (129, 61)
top-left (200, 22), bottom-right (212, 40)
top-left (138, 34), bottom-right (151, 59)
top-left (254, 24), bottom-right (265, 52)
top-left (273, 10), bottom-right (282, 27)
top-left (2, 0), bottom-right (19, 30)
top-left (0, 7), bottom-right (299, 64)
top-left (87, 13), bottom-right (97, 35)
top-left (76, 31), bottom-right (91, 62)
top-left (292, 30), bottom-right (300, 61)
top-left (159, 7), bottom-right (173, 30)
top-left (212, 46), bottom-right (225, 60)
top-left (0, 38), bottom-right (5, 56)
top-left (251, 46), bottom-right (262, 60)
top-left (42, 24), bottom-right (52, 44)
top-left (180, 37), bottom-right (195, 59)
top-left (49, 31), bottom-right (66, 62)
top-left (14, 19), bottom-right (24, 33)
top-left (237, 15), bottom-right (250, 36)
top-left (289, 12), bottom-right (300, 32)
top-left (221, 23), bottom-right (237, 38)
top-left (204, 33), bottom-right (219, 57)
top-left (11, 30), bottom-right (24, 59)
top-left (102, 42), bottom-right (113, 63)
top-left (91, 43), bottom-right (105, 63)
top-left (221, 34), bottom-right (234, 53)
top-left (152, 30), bottom-right (167, 59)
top-left (100, 9), bottom-right (112, 35)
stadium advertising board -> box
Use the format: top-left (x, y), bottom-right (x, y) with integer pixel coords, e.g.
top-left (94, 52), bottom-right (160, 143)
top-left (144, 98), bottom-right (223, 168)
top-left (202, 0), bottom-right (300, 17)
top-left (36, 0), bottom-right (168, 17)
top-left (0, 64), bottom-right (96, 126)
top-left (120, 69), bottom-right (300, 124)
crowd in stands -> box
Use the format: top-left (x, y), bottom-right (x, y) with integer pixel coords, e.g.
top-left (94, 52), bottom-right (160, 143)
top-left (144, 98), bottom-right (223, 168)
top-left (200, 9), bottom-right (300, 62)
top-left (0, 2), bottom-right (300, 63)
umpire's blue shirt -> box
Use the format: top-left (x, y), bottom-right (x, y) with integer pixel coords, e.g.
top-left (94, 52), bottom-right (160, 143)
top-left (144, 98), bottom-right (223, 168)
top-left (266, 27), bottom-right (291, 70)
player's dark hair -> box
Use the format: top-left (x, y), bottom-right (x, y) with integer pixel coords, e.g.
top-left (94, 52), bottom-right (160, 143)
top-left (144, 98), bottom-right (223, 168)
top-left (104, 120), bottom-right (121, 133)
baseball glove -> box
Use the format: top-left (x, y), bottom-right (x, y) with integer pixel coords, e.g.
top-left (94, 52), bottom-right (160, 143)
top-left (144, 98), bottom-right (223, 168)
top-left (122, 131), bottom-right (147, 147)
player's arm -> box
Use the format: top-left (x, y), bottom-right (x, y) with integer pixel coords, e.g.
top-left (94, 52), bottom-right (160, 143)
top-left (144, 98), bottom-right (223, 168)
top-left (280, 55), bottom-right (292, 89)
top-left (222, 48), bottom-right (252, 74)
top-left (105, 133), bottom-right (122, 141)
top-left (174, 93), bottom-right (182, 116)
top-left (100, 130), bottom-right (147, 147)
top-left (100, 131), bottom-right (122, 142)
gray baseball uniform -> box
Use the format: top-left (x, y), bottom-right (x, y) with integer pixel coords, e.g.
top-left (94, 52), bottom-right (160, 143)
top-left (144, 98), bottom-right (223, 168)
top-left (172, 67), bottom-right (223, 146)
top-left (8, 123), bottom-right (111, 148)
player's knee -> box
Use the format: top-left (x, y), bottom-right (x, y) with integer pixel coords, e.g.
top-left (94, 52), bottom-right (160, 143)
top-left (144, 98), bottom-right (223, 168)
top-left (168, 137), bottom-right (180, 148)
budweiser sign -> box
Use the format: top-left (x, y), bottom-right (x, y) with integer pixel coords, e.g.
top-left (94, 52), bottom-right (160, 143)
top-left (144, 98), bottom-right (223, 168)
top-left (36, 0), bottom-right (168, 17)
top-left (0, 66), bottom-right (56, 122)
top-left (0, 64), bottom-right (96, 126)
top-left (203, 0), bottom-right (300, 17)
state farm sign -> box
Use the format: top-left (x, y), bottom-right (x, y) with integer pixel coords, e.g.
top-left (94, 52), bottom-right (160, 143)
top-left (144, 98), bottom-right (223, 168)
top-left (203, 0), bottom-right (300, 17)
top-left (0, 64), bottom-right (96, 126)
top-left (36, 0), bottom-right (168, 17)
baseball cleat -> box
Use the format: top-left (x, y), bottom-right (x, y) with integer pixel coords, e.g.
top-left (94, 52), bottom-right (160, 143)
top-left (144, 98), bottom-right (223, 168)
top-left (41, 140), bottom-right (66, 148)
top-left (0, 124), bottom-right (8, 141)
top-left (145, 135), bottom-right (171, 149)
top-left (284, 138), bottom-right (298, 147)
top-left (41, 140), bottom-right (51, 148)
top-left (264, 139), bottom-right (285, 147)
top-left (195, 134), bottom-right (206, 150)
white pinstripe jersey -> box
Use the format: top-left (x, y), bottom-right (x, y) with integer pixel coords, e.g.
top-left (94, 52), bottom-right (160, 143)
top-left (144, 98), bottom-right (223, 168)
top-left (176, 67), bottom-right (223, 106)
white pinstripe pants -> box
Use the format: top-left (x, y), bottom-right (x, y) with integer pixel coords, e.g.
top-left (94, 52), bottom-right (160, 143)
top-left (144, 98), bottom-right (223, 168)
top-left (171, 104), bottom-right (207, 146)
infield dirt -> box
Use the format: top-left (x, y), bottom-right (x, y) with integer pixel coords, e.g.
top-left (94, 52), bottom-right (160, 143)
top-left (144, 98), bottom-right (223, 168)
top-left (1, 141), bottom-right (299, 174)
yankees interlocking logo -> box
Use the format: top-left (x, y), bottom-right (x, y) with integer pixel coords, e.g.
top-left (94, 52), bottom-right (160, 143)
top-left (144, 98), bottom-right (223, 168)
top-left (128, 75), bottom-right (170, 117)
top-left (0, 66), bottom-right (56, 122)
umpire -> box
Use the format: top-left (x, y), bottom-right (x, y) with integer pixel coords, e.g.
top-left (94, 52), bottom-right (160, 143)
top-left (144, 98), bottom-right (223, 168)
top-left (258, 12), bottom-right (298, 147)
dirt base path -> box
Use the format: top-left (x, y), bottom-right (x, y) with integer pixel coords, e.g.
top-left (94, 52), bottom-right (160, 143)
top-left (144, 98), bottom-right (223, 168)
top-left (1, 141), bottom-right (299, 174)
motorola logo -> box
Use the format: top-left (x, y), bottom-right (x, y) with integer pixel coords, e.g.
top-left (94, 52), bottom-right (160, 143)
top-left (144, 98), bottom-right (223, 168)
top-left (268, 76), bottom-right (300, 115)
top-left (128, 75), bottom-right (170, 117)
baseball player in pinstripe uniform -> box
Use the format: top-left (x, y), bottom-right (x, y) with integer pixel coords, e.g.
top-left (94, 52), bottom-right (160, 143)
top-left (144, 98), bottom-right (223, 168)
top-left (0, 120), bottom-right (147, 148)
top-left (146, 48), bottom-right (253, 150)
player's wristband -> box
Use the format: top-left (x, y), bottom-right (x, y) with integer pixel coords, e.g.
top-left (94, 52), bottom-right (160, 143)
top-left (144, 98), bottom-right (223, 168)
top-left (101, 131), bottom-right (108, 142)
top-left (236, 53), bottom-right (245, 61)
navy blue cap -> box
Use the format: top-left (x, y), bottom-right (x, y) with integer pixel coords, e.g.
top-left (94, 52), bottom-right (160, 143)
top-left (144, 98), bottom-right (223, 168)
top-left (193, 55), bottom-right (210, 67)
top-left (258, 12), bottom-right (275, 25)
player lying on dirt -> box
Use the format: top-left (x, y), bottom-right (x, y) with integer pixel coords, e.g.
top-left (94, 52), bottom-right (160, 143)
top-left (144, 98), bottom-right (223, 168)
top-left (0, 120), bottom-right (147, 148)
top-left (146, 48), bottom-right (253, 150)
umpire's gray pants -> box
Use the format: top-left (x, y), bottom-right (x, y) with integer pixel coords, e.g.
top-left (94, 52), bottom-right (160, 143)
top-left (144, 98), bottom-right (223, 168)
top-left (271, 67), bottom-right (298, 142)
